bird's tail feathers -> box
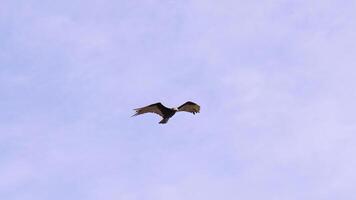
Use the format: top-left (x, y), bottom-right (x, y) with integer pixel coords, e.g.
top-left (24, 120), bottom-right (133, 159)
top-left (159, 118), bottom-right (169, 124)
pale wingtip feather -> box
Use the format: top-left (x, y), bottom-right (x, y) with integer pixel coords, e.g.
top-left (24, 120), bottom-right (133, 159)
top-left (131, 111), bottom-right (140, 117)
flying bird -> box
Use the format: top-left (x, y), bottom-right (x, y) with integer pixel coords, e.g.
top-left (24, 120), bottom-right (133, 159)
top-left (132, 101), bottom-right (200, 124)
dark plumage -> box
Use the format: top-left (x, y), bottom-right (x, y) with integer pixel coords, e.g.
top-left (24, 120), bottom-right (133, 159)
top-left (132, 101), bottom-right (200, 124)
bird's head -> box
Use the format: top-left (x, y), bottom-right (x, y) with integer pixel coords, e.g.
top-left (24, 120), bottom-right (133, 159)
top-left (172, 107), bottom-right (179, 111)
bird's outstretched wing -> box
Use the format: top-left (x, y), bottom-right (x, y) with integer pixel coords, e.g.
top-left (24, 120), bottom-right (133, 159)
top-left (178, 101), bottom-right (200, 114)
top-left (132, 102), bottom-right (169, 117)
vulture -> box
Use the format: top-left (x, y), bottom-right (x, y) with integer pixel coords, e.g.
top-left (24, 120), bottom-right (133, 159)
top-left (132, 101), bottom-right (200, 124)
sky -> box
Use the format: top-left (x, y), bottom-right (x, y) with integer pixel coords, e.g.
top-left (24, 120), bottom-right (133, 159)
top-left (1, 0), bottom-right (356, 199)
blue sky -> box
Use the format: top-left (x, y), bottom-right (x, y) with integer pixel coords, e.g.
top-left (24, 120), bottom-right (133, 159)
top-left (1, 0), bottom-right (356, 199)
